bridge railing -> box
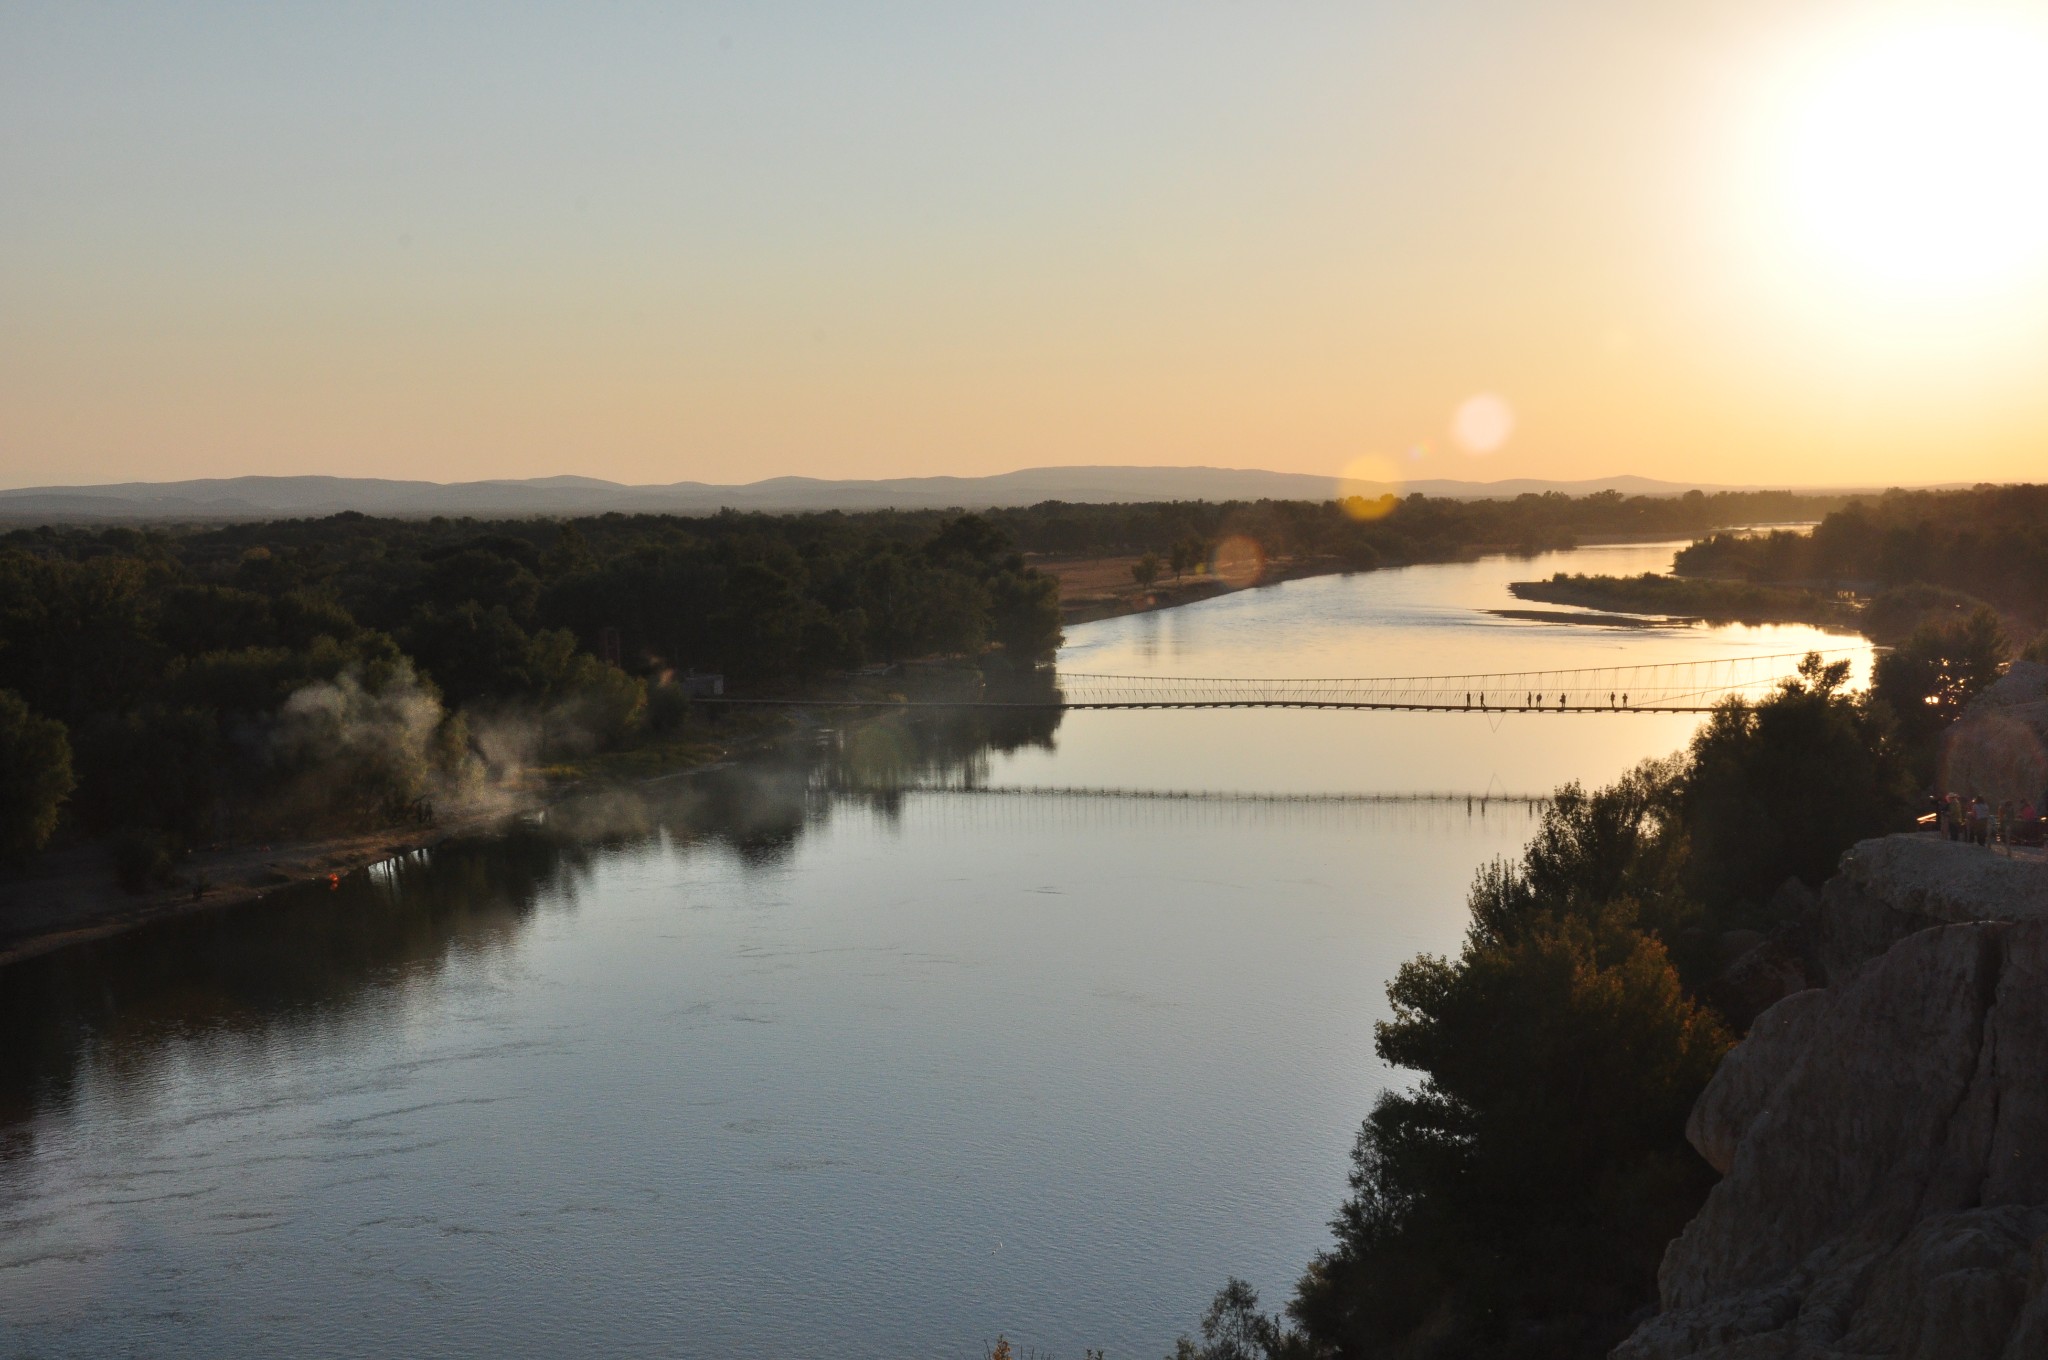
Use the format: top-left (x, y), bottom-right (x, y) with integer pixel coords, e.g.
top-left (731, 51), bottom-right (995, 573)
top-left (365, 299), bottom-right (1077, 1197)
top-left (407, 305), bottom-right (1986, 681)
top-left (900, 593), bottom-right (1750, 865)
top-left (697, 648), bottom-right (1868, 712)
top-left (1048, 648), bottom-right (1866, 710)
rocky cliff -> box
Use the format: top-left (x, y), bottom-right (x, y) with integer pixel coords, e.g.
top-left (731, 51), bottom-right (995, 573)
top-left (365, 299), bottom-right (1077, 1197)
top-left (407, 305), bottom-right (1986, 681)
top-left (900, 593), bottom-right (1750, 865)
top-left (1814, 835), bottom-right (2048, 985)
top-left (1616, 835), bottom-right (2048, 1360)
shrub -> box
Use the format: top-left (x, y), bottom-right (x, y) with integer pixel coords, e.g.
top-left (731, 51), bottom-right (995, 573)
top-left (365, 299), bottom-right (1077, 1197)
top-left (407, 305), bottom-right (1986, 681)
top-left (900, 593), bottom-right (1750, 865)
top-left (0, 688), bottom-right (74, 865)
top-left (110, 827), bottom-right (181, 893)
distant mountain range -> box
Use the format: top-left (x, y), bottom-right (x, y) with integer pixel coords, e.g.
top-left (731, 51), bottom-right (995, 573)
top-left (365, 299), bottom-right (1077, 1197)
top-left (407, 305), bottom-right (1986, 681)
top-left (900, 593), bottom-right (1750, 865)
top-left (0, 467), bottom-right (1851, 522)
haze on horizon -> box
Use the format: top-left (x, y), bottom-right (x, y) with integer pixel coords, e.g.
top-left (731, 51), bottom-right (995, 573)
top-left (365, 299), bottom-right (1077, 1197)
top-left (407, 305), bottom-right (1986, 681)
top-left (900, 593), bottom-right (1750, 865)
top-left (6, 1), bottom-right (2048, 494)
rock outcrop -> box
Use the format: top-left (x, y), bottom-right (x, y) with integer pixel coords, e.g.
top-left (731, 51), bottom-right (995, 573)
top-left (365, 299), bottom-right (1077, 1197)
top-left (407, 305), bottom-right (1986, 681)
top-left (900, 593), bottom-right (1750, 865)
top-left (1815, 834), bottom-right (2048, 984)
top-left (1615, 843), bottom-right (2048, 1360)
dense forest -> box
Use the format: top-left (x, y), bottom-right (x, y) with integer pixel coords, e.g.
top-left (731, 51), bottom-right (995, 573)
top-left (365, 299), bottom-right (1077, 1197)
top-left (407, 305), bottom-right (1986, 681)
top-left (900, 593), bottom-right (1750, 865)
top-left (0, 488), bottom-right (1845, 883)
top-left (0, 507), bottom-right (1062, 884)
top-left (1674, 485), bottom-right (2048, 625)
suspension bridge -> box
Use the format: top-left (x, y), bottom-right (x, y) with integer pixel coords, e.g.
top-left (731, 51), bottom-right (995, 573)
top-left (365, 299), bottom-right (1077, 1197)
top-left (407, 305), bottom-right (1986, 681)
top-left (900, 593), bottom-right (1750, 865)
top-left (821, 784), bottom-right (1548, 804)
top-left (701, 648), bottom-right (1865, 714)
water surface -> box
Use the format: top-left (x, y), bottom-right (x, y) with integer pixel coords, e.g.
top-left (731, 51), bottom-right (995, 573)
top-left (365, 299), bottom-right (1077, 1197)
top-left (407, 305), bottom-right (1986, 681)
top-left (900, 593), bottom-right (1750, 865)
top-left (0, 542), bottom-right (1865, 1358)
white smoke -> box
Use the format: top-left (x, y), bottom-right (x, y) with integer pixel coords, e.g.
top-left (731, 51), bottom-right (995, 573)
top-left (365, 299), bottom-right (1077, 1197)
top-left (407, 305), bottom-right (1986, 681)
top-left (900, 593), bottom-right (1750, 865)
top-left (267, 662), bottom-right (495, 829)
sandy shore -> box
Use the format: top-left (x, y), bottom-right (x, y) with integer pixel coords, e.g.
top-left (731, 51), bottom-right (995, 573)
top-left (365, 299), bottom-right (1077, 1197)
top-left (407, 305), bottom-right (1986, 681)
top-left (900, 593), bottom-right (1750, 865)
top-left (1039, 552), bottom-right (1345, 625)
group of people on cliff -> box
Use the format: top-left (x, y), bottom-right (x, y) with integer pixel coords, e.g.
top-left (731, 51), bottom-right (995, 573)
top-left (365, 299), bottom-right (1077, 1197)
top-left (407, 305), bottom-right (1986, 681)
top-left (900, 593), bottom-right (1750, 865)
top-left (1935, 792), bottom-right (2044, 848)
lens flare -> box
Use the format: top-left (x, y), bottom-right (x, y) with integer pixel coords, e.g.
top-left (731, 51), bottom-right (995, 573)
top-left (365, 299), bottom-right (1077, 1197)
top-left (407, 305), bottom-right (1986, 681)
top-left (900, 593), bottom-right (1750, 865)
top-left (1450, 394), bottom-right (1514, 455)
top-left (1334, 454), bottom-right (1402, 519)
top-left (1210, 535), bottom-right (1266, 588)
top-left (1939, 712), bottom-right (2047, 806)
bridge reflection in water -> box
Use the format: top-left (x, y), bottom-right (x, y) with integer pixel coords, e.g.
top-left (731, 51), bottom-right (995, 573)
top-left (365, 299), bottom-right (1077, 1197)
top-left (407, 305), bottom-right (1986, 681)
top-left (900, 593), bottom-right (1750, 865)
top-left (819, 782), bottom-right (1549, 835)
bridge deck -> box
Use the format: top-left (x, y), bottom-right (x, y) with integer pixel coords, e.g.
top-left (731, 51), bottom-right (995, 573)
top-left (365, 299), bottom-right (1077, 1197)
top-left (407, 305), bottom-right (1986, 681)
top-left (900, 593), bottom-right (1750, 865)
top-left (694, 648), bottom-right (1863, 715)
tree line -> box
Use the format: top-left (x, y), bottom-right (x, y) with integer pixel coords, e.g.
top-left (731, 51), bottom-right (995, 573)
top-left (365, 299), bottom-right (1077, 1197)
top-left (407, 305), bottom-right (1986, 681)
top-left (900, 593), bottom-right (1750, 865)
top-left (1674, 485), bottom-right (2048, 624)
top-left (0, 508), bottom-right (1061, 881)
top-left (0, 488), bottom-right (1850, 882)
top-left (988, 487), bottom-right (1843, 564)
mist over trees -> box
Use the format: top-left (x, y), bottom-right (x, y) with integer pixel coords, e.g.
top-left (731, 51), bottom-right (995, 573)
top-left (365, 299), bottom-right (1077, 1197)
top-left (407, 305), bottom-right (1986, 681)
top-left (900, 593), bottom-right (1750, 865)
top-left (0, 508), bottom-right (1063, 881)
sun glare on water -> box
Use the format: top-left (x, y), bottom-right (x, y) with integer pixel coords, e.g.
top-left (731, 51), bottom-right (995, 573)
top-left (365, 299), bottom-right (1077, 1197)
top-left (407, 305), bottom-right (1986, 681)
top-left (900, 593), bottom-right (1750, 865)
top-left (1769, 11), bottom-right (2048, 299)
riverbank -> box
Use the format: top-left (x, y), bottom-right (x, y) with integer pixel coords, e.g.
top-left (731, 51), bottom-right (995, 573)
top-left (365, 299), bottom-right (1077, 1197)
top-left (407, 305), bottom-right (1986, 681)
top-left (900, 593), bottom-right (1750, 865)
top-left (1042, 552), bottom-right (1242, 624)
top-left (0, 814), bottom-right (524, 969)
top-left (1042, 533), bottom-right (1743, 628)
top-left (1044, 552), bottom-right (1389, 625)
top-left (1508, 572), bottom-right (1862, 631)
top-left (0, 720), bottom-right (784, 969)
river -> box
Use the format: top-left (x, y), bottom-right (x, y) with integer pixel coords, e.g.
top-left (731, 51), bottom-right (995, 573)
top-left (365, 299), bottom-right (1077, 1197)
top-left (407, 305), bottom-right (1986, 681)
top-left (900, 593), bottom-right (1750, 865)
top-left (0, 541), bottom-right (1866, 1359)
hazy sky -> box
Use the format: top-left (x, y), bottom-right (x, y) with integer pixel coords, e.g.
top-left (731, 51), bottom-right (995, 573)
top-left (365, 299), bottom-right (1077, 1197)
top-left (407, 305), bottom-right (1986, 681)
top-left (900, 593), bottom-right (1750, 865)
top-left (6, 1), bottom-right (2048, 490)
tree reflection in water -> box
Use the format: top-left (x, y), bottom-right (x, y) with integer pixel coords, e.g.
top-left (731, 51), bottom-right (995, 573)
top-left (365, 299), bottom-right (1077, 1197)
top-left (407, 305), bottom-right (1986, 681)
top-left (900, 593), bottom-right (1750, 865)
top-left (0, 700), bottom-right (1062, 1157)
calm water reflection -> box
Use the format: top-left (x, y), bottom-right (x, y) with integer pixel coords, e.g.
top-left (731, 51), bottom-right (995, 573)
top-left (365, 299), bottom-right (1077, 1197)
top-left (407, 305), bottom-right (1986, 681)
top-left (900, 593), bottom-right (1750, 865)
top-left (0, 543), bottom-right (1866, 1359)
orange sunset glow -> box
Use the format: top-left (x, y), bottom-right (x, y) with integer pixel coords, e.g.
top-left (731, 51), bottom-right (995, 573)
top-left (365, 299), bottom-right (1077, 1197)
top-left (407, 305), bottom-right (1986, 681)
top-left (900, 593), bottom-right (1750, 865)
top-left (6, 1), bottom-right (2048, 491)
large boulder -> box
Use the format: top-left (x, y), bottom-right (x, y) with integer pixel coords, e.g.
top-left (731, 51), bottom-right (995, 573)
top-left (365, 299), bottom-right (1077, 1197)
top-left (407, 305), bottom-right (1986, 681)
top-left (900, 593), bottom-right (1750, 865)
top-left (1684, 987), bottom-right (1829, 1176)
top-left (1815, 834), bottom-right (2048, 984)
top-left (1613, 918), bottom-right (2048, 1360)
top-left (1707, 932), bottom-right (1818, 1034)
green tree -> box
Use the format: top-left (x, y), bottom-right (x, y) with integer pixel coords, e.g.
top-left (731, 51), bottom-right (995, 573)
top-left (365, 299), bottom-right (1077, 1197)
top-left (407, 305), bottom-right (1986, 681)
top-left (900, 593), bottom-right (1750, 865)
top-left (541, 654), bottom-right (647, 754)
top-left (403, 603), bottom-right (546, 709)
top-left (1231, 655), bottom-right (1909, 1360)
top-left (421, 546), bottom-right (543, 624)
top-left (987, 569), bottom-right (1062, 663)
top-left (1686, 655), bottom-right (1912, 913)
top-left (0, 688), bottom-right (75, 865)
top-left (1469, 758), bottom-right (1683, 950)
top-left (1870, 606), bottom-right (2010, 776)
top-left (73, 704), bottom-right (223, 841)
top-left (1288, 905), bottom-right (1727, 1359)
top-left (714, 560), bottom-right (821, 679)
top-left (922, 512), bottom-right (1014, 569)
top-left (858, 550), bottom-right (989, 661)
top-left (0, 550), bottom-right (167, 725)
top-left (1132, 552), bottom-right (1163, 589)
top-left (541, 521), bottom-right (598, 577)
top-left (1172, 1279), bottom-right (1292, 1360)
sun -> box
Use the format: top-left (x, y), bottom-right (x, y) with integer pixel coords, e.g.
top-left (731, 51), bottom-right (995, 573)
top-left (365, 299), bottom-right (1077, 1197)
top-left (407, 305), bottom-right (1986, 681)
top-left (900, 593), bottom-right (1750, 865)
top-left (1772, 12), bottom-right (2048, 298)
